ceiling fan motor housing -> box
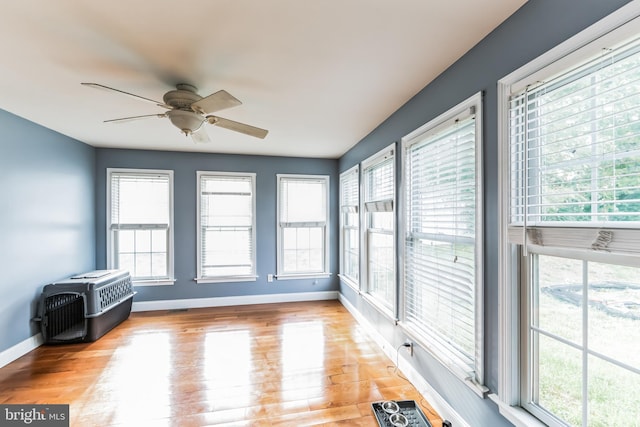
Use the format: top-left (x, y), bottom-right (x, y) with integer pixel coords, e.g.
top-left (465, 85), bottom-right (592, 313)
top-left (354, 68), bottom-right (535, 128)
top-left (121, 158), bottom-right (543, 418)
top-left (163, 84), bottom-right (202, 110)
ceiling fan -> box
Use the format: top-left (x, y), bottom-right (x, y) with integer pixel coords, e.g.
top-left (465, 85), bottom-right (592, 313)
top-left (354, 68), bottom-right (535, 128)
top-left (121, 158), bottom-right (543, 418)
top-left (81, 82), bottom-right (268, 143)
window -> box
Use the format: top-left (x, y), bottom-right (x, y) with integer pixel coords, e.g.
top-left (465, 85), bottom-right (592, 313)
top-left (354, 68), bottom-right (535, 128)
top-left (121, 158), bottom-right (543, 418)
top-left (339, 166), bottom-right (360, 288)
top-left (401, 94), bottom-right (484, 390)
top-left (499, 10), bottom-right (640, 426)
top-left (107, 169), bottom-right (174, 284)
top-left (196, 172), bottom-right (256, 282)
top-left (362, 145), bottom-right (395, 314)
top-left (276, 174), bottom-right (330, 278)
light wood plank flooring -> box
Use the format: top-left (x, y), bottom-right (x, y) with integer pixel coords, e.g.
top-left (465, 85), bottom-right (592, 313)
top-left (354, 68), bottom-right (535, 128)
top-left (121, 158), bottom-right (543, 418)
top-left (0, 300), bottom-right (442, 426)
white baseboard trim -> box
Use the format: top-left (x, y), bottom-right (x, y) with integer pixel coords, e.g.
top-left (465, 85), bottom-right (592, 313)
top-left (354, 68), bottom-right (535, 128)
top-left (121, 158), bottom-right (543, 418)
top-left (0, 333), bottom-right (43, 369)
top-left (338, 294), bottom-right (470, 427)
top-left (132, 291), bottom-right (339, 312)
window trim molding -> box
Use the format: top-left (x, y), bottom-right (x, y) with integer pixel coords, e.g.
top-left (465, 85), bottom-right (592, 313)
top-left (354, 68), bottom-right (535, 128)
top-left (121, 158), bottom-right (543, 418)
top-left (274, 272), bottom-right (331, 281)
top-left (360, 143), bottom-right (397, 319)
top-left (337, 274), bottom-right (359, 290)
top-left (399, 91), bottom-right (485, 395)
top-left (276, 173), bottom-right (331, 278)
top-left (195, 170), bottom-right (257, 284)
top-left (496, 2), bottom-right (640, 423)
top-left (360, 143), bottom-right (395, 171)
top-left (131, 278), bottom-right (176, 287)
top-left (339, 164), bottom-right (361, 291)
top-left (106, 167), bottom-right (175, 285)
top-left (195, 275), bottom-right (258, 284)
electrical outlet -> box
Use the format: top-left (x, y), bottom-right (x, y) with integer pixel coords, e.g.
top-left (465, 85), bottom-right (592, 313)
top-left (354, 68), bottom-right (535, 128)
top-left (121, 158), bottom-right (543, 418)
top-left (403, 341), bottom-right (413, 357)
top-left (267, 274), bottom-right (273, 282)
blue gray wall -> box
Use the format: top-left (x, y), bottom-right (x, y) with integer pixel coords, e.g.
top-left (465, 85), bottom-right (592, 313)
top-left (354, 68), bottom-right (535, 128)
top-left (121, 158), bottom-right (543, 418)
top-left (0, 0), bottom-right (633, 421)
top-left (95, 148), bottom-right (339, 302)
top-left (338, 0), bottom-right (632, 425)
top-left (0, 109), bottom-right (95, 354)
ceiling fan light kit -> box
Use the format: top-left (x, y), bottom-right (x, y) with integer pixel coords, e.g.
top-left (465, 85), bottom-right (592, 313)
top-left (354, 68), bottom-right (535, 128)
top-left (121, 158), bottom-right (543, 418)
top-left (81, 82), bottom-right (268, 143)
top-left (166, 109), bottom-right (204, 136)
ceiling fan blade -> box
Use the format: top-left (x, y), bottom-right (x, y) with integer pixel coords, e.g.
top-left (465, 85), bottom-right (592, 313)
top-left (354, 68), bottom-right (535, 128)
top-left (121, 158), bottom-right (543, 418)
top-left (191, 90), bottom-right (242, 114)
top-left (104, 114), bottom-right (166, 123)
top-left (82, 83), bottom-right (172, 109)
top-left (191, 127), bottom-right (211, 144)
top-left (207, 116), bottom-right (269, 139)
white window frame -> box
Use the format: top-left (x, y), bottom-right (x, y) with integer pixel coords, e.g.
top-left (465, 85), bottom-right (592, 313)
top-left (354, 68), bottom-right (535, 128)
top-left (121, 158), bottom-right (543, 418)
top-left (495, 4), bottom-right (640, 426)
top-left (276, 174), bottom-right (331, 279)
top-left (195, 171), bottom-right (257, 284)
top-left (399, 93), bottom-right (485, 396)
top-left (360, 144), bottom-right (396, 318)
top-left (106, 168), bottom-right (175, 286)
top-left (339, 165), bottom-right (360, 290)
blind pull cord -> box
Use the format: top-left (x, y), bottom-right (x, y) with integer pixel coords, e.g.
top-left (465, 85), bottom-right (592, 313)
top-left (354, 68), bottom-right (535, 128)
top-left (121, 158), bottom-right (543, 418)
top-left (523, 86), bottom-right (530, 257)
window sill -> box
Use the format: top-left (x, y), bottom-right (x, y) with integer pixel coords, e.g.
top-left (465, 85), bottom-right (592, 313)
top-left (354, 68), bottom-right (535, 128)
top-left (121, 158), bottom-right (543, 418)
top-left (361, 292), bottom-right (396, 323)
top-left (132, 278), bottom-right (176, 287)
top-left (195, 275), bottom-right (258, 284)
top-left (398, 321), bottom-right (489, 399)
top-left (488, 395), bottom-right (547, 427)
top-left (275, 273), bottom-right (331, 281)
top-left (338, 274), bottom-right (359, 291)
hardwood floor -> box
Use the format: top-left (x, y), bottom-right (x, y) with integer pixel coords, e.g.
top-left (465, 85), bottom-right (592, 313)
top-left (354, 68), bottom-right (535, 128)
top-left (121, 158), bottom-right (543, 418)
top-left (0, 300), bottom-right (442, 426)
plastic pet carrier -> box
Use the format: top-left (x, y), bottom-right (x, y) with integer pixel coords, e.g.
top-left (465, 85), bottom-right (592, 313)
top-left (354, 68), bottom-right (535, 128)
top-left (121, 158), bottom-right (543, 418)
top-left (35, 270), bottom-right (135, 344)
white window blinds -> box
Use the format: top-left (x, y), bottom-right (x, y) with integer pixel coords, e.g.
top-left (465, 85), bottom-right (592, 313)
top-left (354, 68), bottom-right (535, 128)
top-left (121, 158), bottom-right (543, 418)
top-left (509, 36), bottom-right (640, 257)
top-left (110, 172), bottom-right (170, 228)
top-left (279, 177), bottom-right (327, 226)
top-left (363, 152), bottom-right (394, 214)
top-left (340, 167), bottom-right (359, 213)
top-left (340, 166), bottom-right (360, 285)
top-left (108, 170), bottom-right (173, 281)
top-left (362, 147), bottom-right (395, 312)
top-left (198, 172), bottom-right (256, 280)
top-left (403, 97), bottom-right (482, 382)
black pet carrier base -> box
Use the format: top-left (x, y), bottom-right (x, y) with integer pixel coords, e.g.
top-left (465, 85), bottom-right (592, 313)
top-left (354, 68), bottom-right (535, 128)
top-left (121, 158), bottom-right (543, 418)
top-left (34, 270), bottom-right (135, 344)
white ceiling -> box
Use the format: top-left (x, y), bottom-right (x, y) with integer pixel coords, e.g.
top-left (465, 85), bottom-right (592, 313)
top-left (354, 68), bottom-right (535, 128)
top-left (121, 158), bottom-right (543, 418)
top-left (0, 0), bottom-right (526, 158)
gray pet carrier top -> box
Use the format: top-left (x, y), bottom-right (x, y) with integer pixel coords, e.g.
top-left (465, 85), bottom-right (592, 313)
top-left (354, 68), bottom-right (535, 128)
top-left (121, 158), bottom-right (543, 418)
top-left (35, 270), bottom-right (135, 343)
